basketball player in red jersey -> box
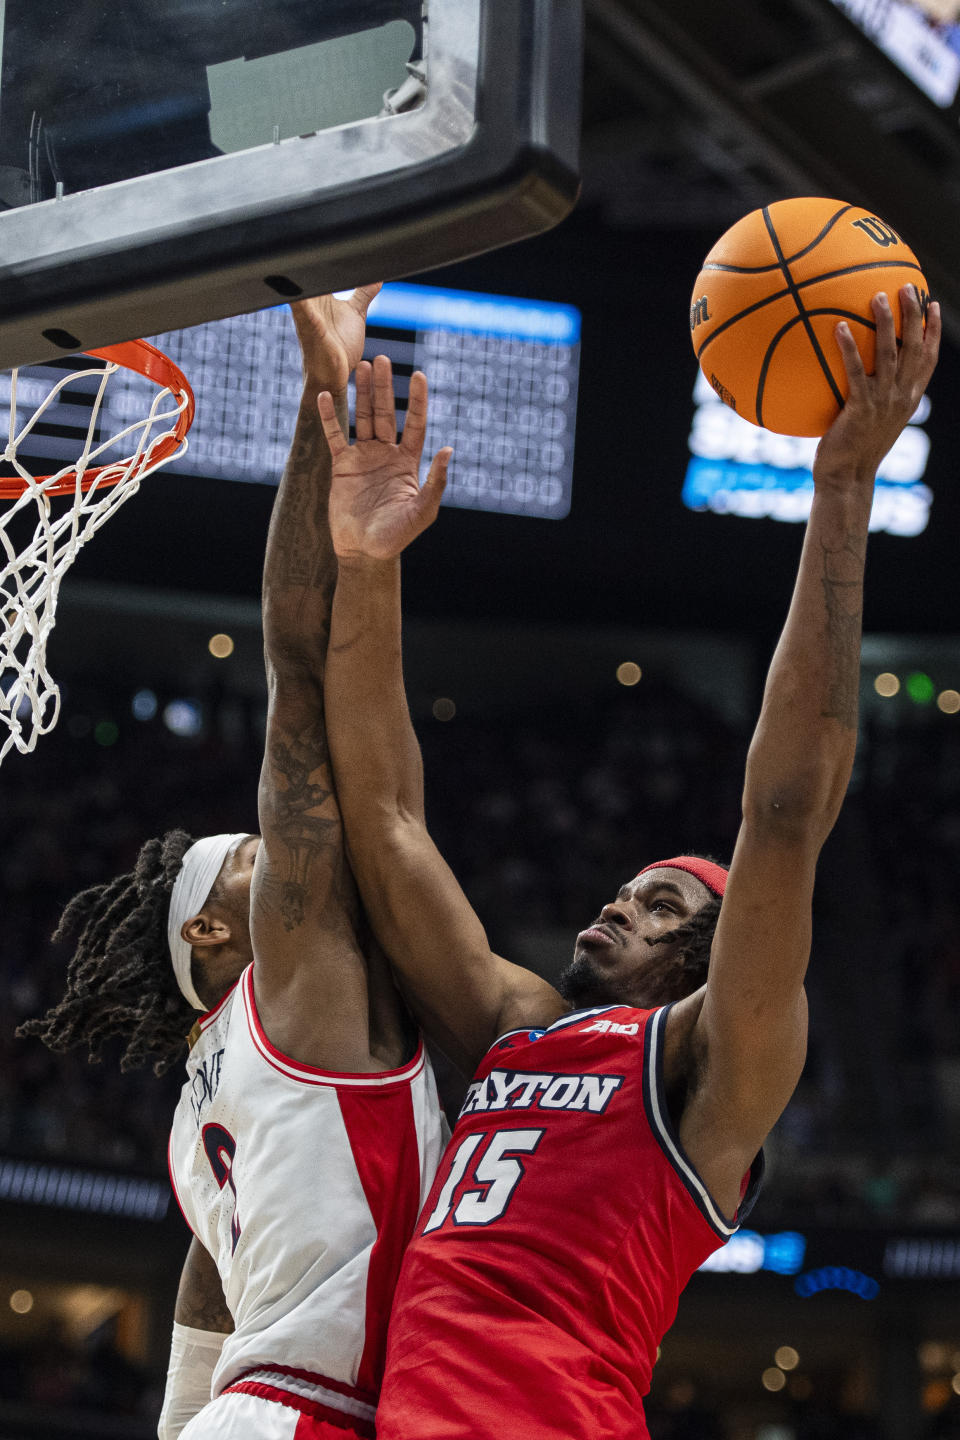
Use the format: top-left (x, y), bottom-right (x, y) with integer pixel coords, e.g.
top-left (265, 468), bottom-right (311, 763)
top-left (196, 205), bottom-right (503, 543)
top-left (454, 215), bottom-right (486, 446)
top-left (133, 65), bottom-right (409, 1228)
top-left (20, 289), bottom-right (446, 1440)
top-left (316, 284), bottom-right (940, 1440)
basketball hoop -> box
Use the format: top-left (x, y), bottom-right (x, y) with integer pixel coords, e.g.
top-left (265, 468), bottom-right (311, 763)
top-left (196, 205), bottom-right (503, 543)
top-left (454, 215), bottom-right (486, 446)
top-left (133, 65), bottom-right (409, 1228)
top-left (0, 341), bottom-right (195, 763)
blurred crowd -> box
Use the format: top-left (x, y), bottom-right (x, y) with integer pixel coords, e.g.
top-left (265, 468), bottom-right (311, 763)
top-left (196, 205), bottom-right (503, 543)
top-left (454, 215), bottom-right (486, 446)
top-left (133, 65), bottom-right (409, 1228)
top-left (2, 654), bottom-right (960, 1433)
top-left (0, 1320), bottom-right (156, 1434)
top-left (2, 660), bottom-right (959, 1221)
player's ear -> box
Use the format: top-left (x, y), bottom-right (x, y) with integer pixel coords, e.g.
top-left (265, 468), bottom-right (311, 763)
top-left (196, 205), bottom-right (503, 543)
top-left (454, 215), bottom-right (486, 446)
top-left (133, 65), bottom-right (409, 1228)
top-left (181, 912), bottom-right (232, 949)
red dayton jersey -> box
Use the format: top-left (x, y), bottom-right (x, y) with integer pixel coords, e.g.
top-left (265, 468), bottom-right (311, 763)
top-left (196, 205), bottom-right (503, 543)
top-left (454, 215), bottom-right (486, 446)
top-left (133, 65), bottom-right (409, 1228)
top-left (377, 1004), bottom-right (761, 1440)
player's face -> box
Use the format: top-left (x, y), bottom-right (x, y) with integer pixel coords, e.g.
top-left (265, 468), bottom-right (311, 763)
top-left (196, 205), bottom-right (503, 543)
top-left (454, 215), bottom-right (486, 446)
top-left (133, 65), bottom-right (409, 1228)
top-left (560, 867), bottom-right (714, 1009)
top-left (216, 835), bottom-right (261, 927)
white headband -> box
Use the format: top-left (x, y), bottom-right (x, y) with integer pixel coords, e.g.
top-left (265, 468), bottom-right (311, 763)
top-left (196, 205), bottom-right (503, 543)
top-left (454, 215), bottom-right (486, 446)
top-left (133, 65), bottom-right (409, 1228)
top-left (167, 834), bottom-right (248, 1011)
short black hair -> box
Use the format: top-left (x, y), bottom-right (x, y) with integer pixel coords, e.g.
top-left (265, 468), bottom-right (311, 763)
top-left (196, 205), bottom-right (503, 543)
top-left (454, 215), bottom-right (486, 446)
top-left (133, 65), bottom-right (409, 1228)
top-left (16, 829), bottom-right (198, 1075)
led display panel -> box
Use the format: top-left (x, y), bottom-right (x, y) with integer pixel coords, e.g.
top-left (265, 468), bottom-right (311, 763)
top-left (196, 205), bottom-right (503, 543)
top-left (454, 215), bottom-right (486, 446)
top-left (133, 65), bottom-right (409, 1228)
top-left (3, 284), bottom-right (582, 520)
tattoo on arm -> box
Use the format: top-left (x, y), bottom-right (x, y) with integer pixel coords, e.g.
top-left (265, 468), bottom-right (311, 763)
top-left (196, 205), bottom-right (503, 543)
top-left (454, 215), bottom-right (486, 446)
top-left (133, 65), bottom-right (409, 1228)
top-left (266, 400), bottom-right (344, 596)
top-left (819, 534), bottom-right (865, 730)
top-left (175, 1241), bottom-right (233, 1333)
top-left (257, 391), bottom-right (355, 934)
top-left (259, 719), bottom-right (350, 931)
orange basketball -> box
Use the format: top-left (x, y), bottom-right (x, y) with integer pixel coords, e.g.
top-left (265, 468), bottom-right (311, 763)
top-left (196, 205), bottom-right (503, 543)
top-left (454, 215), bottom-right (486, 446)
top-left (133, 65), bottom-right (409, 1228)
top-left (689, 197), bottom-right (929, 437)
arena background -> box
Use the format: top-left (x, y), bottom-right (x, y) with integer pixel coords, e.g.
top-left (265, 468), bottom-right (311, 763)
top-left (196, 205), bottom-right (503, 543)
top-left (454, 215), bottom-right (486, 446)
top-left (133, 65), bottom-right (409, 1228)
top-left (2, 2), bottom-right (960, 1438)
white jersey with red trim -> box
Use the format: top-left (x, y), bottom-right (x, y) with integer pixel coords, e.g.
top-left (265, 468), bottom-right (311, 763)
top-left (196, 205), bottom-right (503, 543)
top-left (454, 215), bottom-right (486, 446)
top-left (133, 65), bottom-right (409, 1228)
top-left (168, 964), bottom-right (446, 1419)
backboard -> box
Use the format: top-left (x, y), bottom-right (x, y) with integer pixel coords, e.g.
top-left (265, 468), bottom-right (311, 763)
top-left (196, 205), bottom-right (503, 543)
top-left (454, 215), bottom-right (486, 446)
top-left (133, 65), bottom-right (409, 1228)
top-left (0, 0), bottom-right (581, 368)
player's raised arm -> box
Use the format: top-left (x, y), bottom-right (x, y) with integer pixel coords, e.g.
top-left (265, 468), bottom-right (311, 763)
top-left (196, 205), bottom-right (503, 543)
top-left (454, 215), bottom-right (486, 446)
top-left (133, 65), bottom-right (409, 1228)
top-left (319, 358), bottom-right (565, 1073)
top-left (251, 287), bottom-right (394, 1069)
top-left (675, 288), bottom-right (941, 1218)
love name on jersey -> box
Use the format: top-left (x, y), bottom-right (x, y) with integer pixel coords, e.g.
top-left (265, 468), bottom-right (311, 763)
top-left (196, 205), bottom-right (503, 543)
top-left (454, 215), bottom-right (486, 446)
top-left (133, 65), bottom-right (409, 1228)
top-left (190, 1046), bottom-right (225, 1128)
top-left (459, 1067), bottom-right (624, 1119)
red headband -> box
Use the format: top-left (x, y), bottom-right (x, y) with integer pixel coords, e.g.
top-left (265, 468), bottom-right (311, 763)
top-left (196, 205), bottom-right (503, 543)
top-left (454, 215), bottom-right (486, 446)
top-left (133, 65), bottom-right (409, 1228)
top-left (636, 856), bottom-right (728, 897)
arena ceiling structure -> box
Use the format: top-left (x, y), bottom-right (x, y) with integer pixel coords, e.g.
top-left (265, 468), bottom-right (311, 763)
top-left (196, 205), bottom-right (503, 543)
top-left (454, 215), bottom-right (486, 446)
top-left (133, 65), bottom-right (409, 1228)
top-left (580, 0), bottom-right (960, 340)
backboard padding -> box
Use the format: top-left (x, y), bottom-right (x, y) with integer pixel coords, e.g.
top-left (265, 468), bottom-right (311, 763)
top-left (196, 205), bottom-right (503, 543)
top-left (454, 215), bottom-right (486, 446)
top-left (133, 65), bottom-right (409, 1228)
top-left (0, 0), bottom-right (581, 369)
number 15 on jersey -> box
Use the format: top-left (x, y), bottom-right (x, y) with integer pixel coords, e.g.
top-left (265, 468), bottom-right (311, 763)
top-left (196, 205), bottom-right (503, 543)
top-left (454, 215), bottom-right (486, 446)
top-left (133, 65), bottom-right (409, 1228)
top-left (422, 1128), bottom-right (544, 1234)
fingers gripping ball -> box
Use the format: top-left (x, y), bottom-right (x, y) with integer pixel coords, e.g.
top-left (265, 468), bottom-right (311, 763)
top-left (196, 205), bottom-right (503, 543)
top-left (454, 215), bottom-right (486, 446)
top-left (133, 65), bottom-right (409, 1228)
top-left (689, 198), bottom-right (930, 436)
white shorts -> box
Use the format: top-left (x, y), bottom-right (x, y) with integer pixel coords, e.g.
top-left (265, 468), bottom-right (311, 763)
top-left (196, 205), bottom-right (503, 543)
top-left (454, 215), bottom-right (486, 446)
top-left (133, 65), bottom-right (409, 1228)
top-left (180, 1387), bottom-right (373, 1440)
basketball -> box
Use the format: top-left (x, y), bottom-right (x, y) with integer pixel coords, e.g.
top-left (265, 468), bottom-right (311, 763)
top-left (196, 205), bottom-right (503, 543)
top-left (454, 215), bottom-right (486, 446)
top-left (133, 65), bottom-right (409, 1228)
top-left (689, 197), bottom-right (930, 437)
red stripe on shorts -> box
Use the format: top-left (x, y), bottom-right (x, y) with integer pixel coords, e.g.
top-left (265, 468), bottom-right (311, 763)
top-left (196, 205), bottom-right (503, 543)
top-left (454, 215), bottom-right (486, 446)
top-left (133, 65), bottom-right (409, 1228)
top-left (224, 1379), bottom-right (376, 1439)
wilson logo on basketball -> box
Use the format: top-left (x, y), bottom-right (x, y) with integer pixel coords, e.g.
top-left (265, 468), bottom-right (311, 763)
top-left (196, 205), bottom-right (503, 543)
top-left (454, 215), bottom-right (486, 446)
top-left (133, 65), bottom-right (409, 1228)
top-left (690, 295), bottom-right (711, 331)
top-left (710, 374), bottom-right (737, 412)
top-left (851, 216), bottom-right (901, 248)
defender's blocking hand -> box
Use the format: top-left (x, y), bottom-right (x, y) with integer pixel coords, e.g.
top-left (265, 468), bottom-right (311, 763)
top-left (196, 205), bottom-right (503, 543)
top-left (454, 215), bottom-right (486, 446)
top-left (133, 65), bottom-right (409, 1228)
top-left (290, 284), bottom-right (383, 395)
top-left (318, 354), bottom-right (453, 561)
top-left (815, 285), bottom-right (940, 486)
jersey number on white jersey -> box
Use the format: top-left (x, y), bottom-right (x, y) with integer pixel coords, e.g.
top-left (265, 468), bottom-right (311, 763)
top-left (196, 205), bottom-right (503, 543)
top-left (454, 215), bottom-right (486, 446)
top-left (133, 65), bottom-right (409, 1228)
top-left (202, 1122), bottom-right (241, 1252)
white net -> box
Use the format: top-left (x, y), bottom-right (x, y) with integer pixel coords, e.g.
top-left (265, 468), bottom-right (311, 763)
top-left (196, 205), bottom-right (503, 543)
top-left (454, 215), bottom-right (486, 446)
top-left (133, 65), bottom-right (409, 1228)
top-left (0, 353), bottom-right (192, 763)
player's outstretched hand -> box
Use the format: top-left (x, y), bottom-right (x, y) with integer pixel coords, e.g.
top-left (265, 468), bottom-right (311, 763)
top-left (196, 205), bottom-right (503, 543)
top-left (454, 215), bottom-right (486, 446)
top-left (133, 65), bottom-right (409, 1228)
top-left (290, 284), bottom-right (383, 394)
top-left (815, 285), bottom-right (940, 486)
top-left (319, 354), bottom-right (453, 561)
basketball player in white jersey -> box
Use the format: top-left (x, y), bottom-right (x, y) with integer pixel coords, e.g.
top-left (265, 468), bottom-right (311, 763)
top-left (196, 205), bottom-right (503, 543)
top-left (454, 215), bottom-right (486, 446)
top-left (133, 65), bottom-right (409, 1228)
top-left (19, 289), bottom-right (446, 1440)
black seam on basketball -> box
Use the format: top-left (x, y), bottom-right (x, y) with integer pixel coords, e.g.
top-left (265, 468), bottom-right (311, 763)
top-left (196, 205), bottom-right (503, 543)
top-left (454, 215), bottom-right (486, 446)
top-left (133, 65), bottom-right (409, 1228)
top-left (754, 310), bottom-right (878, 426)
top-left (760, 207), bottom-right (843, 425)
top-left (804, 308), bottom-right (876, 329)
top-left (703, 261), bottom-right (792, 276)
top-left (700, 205), bottom-right (855, 275)
top-left (803, 307), bottom-right (899, 345)
top-left (695, 284), bottom-right (793, 362)
top-left (697, 258), bottom-right (921, 363)
top-left (755, 326), bottom-right (786, 428)
top-left (797, 259), bottom-right (924, 290)
top-left (784, 204), bottom-right (855, 266)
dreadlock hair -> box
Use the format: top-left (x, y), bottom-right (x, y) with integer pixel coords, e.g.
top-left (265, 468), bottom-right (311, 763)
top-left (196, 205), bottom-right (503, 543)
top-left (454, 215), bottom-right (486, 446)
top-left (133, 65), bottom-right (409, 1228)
top-left (644, 853), bottom-right (728, 995)
top-left (16, 829), bottom-right (200, 1076)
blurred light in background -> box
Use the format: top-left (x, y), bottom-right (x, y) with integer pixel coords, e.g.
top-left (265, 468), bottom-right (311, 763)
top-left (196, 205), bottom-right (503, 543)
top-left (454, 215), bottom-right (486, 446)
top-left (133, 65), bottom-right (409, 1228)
top-left (920, 1343), bottom-right (950, 1371)
top-left (906, 671), bottom-right (936, 705)
top-left (208, 632), bottom-right (235, 658)
top-left (887, 1239), bottom-right (960, 1279)
top-left (874, 672), bottom-right (900, 697)
top-left (937, 689), bottom-right (960, 714)
top-left (131, 688), bottom-right (158, 721)
top-left (794, 1266), bottom-right (879, 1300)
top-left (762, 1366), bottom-right (787, 1392)
top-left (163, 699), bottom-right (204, 738)
top-left (8, 1289), bottom-right (32, 1314)
top-left (699, 1229), bottom-right (806, 1275)
top-left (94, 720), bottom-right (119, 747)
top-left (432, 697), bottom-right (456, 722)
top-left (685, 370), bottom-right (933, 536)
top-left (924, 1380), bottom-right (955, 1413)
top-left (0, 1158), bottom-right (169, 1219)
top-left (616, 662), bottom-right (642, 687)
top-left (775, 1346), bottom-right (800, 1371)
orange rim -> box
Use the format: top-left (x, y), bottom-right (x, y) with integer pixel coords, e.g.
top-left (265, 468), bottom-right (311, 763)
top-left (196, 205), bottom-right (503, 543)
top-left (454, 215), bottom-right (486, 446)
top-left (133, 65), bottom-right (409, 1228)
top-left (0, 339), bottom-right (195, 499)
